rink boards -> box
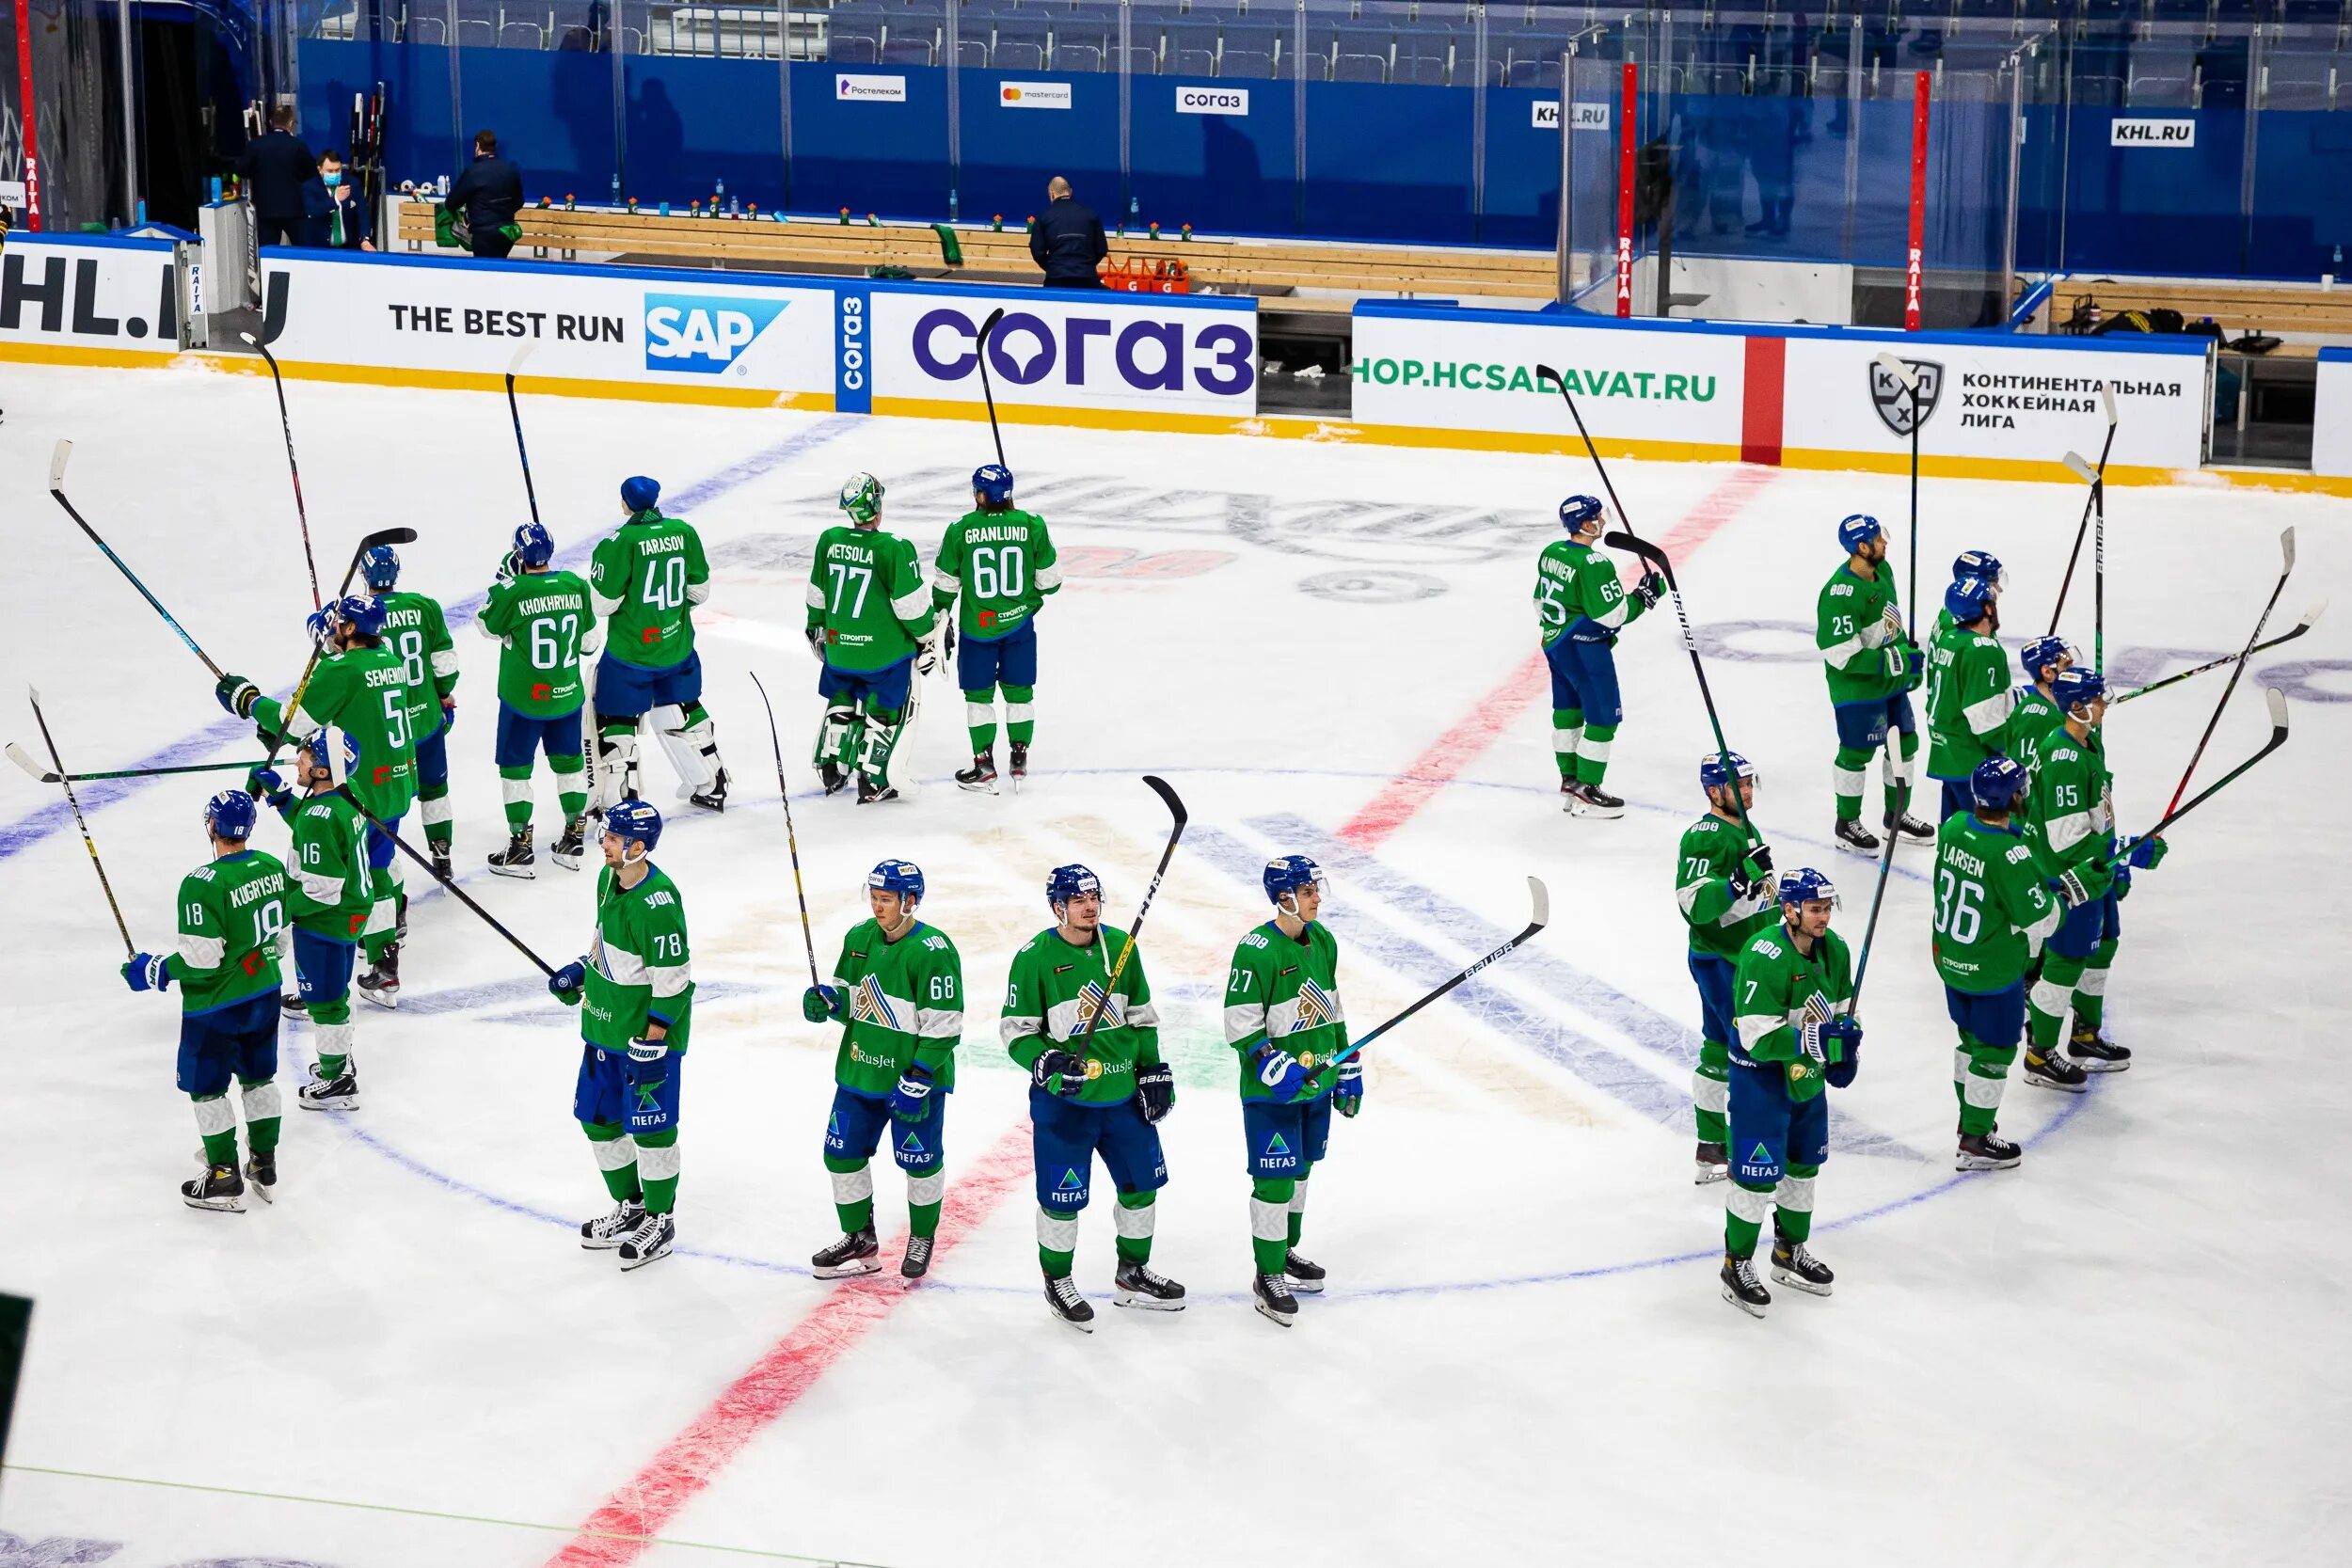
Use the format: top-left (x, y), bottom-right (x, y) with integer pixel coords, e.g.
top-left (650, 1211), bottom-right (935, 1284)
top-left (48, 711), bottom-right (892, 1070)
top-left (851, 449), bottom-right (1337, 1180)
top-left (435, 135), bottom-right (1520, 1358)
top-left (0, 230), bottom-right (2292, 489)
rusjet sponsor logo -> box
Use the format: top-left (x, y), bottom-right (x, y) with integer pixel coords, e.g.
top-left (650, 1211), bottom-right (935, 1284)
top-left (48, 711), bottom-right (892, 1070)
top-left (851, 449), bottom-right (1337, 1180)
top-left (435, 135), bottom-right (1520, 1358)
top-left (644, 292), bottom-right (789, 373)
top-left (836, 73), bottom-right (907, 102)
top-left (1178, 86), bottom-right (1249, 115)
top-left (908, 305), bottom-right (1254, 396)
top-left (2112, 117), bottom-right (2194, 147)
top-left (1350, 356), bottom-right (1717, 401)
top-left (1000, 81), bottom-right (1073, 109)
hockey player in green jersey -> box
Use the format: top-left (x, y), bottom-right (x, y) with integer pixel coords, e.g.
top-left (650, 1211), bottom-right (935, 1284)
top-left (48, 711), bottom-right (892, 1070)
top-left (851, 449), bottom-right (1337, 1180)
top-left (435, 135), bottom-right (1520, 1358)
top-left (934, 464), bottom-right (1061, 794)
top-left (1535, 494), bottom-right (1665, 817)
top-left (1925, 576), bottom-right (2015, 822)
top-left (548, 800), bottom-right (693, 1271)
top-left (120, 790), bottom-right (290, 1212)
top-left (2007, 636), bottom-right (2077, 802)
top-left (808, 472), bottom-right (940, 804)
top-left (1931, 550), bottom-right (2008, 641)
top-left (1932, 756), bottom-right (2067, 1170)
top-left (1003, 863), bottom-right (1184, 1330)
top-left (363, 544), bottom-right (460, 878)
top-left (803, 860), bottom-right (964, 1280)
top-left (479, 520), bottom-right (598, 876)
top-left (1816, 515), bottom-right (1931, 856)
top-left (247, 730), bottom-right (373, 1112)
top-left (1677, 752), bottom-right (1776, 1185)
top-left (1224, 855), bottom-right (1357, 1325)
top-left (1720, 867), bottom-right (1859, 1318)
top-left (219, 594), bottom-right (418, 1007)
top-left (590, 476), bottom-right (730, 814)
top-left (2025, 669), bottom-right (2168, 1082)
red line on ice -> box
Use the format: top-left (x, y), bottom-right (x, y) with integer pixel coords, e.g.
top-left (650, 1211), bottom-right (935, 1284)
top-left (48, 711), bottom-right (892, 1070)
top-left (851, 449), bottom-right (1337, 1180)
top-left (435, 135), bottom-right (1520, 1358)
top-left (546, 1121), bottom-right (1036, 1566)
top-left (1334, 466), bottom-right (1777, 852)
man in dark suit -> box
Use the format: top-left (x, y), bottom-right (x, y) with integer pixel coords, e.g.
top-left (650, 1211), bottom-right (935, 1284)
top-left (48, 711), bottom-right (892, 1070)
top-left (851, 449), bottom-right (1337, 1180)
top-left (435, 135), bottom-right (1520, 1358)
top-left (303, 150), bottom-right (374, 251)
top-left (1029, 177), bottom-right (1107, 290)
top-left (444, 129), bottom-right (525, 260)
top-left (239, 105), bottom-right (316, 248)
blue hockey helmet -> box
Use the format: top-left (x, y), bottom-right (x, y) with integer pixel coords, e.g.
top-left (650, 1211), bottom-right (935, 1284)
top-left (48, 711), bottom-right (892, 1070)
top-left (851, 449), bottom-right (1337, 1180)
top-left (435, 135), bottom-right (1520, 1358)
top-left (1559, 494), bottom-right (1605, 534)
top-left (2050, 667), bottom-right (2107, 717)
top-left (359, 543), bottom-right (401, 592)
top-left (1699, 750), bottom-right (1757, 794)
top-left (205, 787), bottom-right (259, 843)
top-left (1952, 549), bottom-right (2009, 595)
top-left (603, 799), bottom-right (663, 857)
top-left (973, 464), bottom-right (1015, 510)
top-left (621, 475), bottom-right (661, 515)
top-left (1944, 576), bottom-right (1995, 626)
top-left (1776, 866), bottom-right (1837, 910)
top-left (1263, 854), bottom-right (1327, 909)
top-left (334, 593), bottom-right (389, 640)
top-left (513, 520), bottom-right (556, 570)
top-left (868, 858), bottom-right (926, 903)
top-left (1836, 514), bottom-right (1883, 554)
top-left (1970, 754), bottom-right (2029, 814)
top-left (2019, 635), bottom-right (2075, 683)
top-left (300, 726), bottom-right (360, 785)
top-left (1046, 863), bottom-right (1102, 911)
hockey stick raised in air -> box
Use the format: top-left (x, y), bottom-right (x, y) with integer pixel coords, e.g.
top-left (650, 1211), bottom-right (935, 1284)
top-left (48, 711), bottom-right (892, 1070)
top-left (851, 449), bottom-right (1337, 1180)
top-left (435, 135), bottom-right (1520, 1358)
top-left (975, 306), bottom-right (1009, 470)
top-left (506, 344), bottom-right (542, 527)
top-left (2112, 601), bottom-right (2325, 705)
top-left (49, 440), bottom-right (228, 680)
top-left (358, 805), bottom-right (559, 978)
top-left (260, 524), bottom-right (424, 768)
top-left (26, 688), bottom-right (135, 958)
top-left (1066, 775), bottom-right (1187, 1047)
top-left (2164, 526), bottom-right (2294, 817)
top-left (2110, 688), bottom-right (2290, 864)
top-left (749, 670), bottom-right (824, 991)
top-left (1325, 877), bottom-right (1549, 1071)
top-left (2046, 383), bottom-right (2119, 645)
top-left (239, 331), bottom-right (324, 610)
top-left (7, 747), bottom-right (267, 785)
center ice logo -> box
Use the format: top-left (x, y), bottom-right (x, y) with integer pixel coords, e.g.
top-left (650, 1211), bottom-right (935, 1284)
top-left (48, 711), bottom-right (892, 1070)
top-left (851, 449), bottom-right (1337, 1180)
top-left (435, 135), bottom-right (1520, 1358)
top-left (644, 293), bottom-right (789, 374)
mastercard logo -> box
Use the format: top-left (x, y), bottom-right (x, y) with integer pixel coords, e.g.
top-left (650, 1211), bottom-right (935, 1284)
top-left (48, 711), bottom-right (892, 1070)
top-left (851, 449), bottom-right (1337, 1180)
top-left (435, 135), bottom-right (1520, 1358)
top-left (1002, 86), bottom-right (1021, 102)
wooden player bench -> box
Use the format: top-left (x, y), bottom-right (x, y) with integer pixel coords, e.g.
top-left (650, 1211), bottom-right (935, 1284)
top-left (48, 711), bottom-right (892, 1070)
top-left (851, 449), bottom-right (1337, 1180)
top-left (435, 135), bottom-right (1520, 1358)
top-left (2044, 277), bottom-right (2352, 341)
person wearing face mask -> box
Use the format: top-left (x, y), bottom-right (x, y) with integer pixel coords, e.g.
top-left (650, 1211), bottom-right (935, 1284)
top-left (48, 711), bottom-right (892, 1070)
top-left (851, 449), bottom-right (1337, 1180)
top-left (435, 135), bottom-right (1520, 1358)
top-left (302, 150), bottom-right (374, 251)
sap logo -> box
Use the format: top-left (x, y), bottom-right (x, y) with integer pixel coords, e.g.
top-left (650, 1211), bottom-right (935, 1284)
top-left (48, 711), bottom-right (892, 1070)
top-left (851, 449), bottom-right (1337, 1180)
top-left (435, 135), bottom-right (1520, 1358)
top-left (644, 293), bottom-right (789, 373)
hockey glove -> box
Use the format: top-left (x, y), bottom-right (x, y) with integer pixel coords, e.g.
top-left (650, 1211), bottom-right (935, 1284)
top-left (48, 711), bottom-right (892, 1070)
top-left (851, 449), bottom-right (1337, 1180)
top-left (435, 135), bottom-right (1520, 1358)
top-left (944, 621), bottom-right (958, 662)
top-left (2124, 834), bottom-right (2168, 871)
top-left (1032, 1049), bottom-right (1089, 1099)
top-left (1823, 1018), bottom-right (1863, 1087)
top-left (549, 958), bottom-right (588, 1006)
top-left (1631, 572), bottom-right (1665, 611)
top-left (2112, 864), bottom-right (2133, 901)
top-left (628, 1034), bottom-right (667, 1065)
top-left (439, 697), bottom-right (457, 735)
top-left (1253, 1044), bottom-right (1314, 1102)
top-left (1134, 1061), bottom-right (1175, 1124)
top-left (1741, 843), bottom-right (1774, 882)
top-left (247, 767), bottom-right (292, 811)
top-left (890, 1062), bottom-right (934, 1124)
top-left (914, 630), bottom-right (943, 678)
top-left (802, 984), bottom-right (843, 1023)
top-left (305, 609), bottom-right (335, 652)
top-left (497, 550), bottom-right (520, 588)
top-left (215, 673), bottom-right (262, 719)
top-left (1880, 642), bottom-right (1911, 683)
top-left (2049, 868), bottom-right (2091, 909)
top-left (804, 625), bottom-right (828, 663)
top-left (1333, 1057), bottom-right (1364, 1118)
top-left (120, 953), bottom-right (171, 993)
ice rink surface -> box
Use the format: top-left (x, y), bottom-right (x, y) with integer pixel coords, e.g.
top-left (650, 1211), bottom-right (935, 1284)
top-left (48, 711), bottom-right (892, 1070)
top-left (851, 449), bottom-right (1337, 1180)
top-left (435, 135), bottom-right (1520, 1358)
top-left (0, 362), bottom-right (2346, 1567)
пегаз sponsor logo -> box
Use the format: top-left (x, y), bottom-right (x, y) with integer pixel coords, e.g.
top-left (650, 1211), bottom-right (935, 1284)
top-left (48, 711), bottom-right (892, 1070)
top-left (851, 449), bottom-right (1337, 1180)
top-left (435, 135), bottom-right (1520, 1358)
top-left (1350, 357), bottom-right (1717, 400)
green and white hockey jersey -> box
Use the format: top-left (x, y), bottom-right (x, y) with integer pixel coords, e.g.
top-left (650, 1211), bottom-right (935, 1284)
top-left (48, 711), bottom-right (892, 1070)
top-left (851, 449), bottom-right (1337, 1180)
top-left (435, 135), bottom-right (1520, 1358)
top-left (1731, 921), bottom-right (1854, 1102)
top-left (480, 569), bottom-right (596, 718)
top-left (1816, 562), bottom-right (1910, 706)
top-left (376, 590), bottom-right (457, 746)
top-left (580, 863), bottom-right (694, 1051)
top-left (2005, 684), bottom-right (2067, 801)
top-left (1925, 623), bottom-right (2015, 781)
top-left (1931, 812), bottom-right (2061, 993)
top-left (2026, 728), bottom-right (2118, 902)
top-left (273, 788), bottom-right (372, 942)
top-left (1677, 814), bottom-right (1775, 960)
top-left (251, 647), bottom-right (418, 821)
top-left (592, 512), bottom-right (709, 670)
top-left (169, 849), bottom-right (290, 1014)
top-left (1222, 920), bottom-right (1348, 1102)
top-left (825, 918), bottom-right (963, 1097)
top-left (931, 509), bottom-right (1062, 640)
top-left (1534, 539), bottom-right (1648, 648)
top-left (1000, 926), bottom-right (1161, 1107)
top-left (807, 525), bottom-right (932, 673)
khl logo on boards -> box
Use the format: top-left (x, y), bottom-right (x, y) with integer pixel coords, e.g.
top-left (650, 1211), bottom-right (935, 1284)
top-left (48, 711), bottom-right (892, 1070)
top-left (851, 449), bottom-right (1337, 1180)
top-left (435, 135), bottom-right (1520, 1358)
top-left (1868, 356), bottom-right (1943, 436)
top-left (644, 293), bottom-right (789, 374)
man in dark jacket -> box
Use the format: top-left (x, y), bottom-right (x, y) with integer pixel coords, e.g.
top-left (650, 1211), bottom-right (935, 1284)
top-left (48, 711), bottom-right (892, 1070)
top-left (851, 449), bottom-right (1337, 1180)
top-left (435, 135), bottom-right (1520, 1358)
top-left (303, 150), bottom-right (375, 251)
top-left (444, 129), bottom-right (525, 260)
top-left (239, 105), bottom-right (316, 248)
top-left (1029, 177), bottom-right (1107, 290)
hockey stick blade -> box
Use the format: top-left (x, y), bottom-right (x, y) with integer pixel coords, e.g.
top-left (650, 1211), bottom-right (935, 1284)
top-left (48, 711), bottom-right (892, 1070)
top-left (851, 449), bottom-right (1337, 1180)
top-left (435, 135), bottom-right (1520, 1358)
top-left (2279, 524), bottom-right (2296, 574)
top-left (1872, 351), bottom-right (1917, 392)
top-left (508, 343), bottom-right (535, 378)
top-left (2128, 689), bottom-right (2290, 852)
top-left (48, 439), bottom-right (70, 491)
top-left (2099, 382), bottom-right (2118, 426)
top-left (6, 740), bottom-right (57, 783)
top-left (1602, 528), bottom-right (1674, 582)
top-left (358, 525), bottom-right (420, 553)
top-left (1327, 876), bottom-right (1549, 1069)
top-left (2061, 451), bottom-right (2099, 486)
top-left (2113, 600), bottom-right (2324, 705)
top-left (1141, 772), bottom-right (1187, 831)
